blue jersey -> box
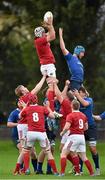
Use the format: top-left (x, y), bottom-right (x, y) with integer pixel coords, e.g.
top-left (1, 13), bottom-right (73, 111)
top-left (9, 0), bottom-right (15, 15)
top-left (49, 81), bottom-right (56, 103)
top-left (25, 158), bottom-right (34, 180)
top-left (64, 52), bottom-right (84, 82)
top-left (7, 108), bottom-right (20, 140)
top-left (100, 111), bottom-right (105, 120)
top-left (80, 97), bottom-right (95, 126)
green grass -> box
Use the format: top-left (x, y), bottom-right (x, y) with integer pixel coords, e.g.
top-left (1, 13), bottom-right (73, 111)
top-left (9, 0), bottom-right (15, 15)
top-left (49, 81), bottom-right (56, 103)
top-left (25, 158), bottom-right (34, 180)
top-left (0, 140), bottom-right (105, 179)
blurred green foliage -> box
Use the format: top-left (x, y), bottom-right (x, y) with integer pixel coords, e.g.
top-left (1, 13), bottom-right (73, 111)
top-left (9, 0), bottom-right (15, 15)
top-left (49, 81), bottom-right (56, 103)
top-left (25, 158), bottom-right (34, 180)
top-left (0, 0), bottom-right (105, 112)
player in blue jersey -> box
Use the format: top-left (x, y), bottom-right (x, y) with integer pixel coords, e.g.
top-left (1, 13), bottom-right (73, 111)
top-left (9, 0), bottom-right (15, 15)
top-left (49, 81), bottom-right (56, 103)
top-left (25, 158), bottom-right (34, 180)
top-left (59, 28), bottom-right (85, 90)
top-left (7, 107), bottom-right (21, 150)
top-left (74, 87), bottom-right (100, 176)
top-left (93, 111), bottom-right (105, 121)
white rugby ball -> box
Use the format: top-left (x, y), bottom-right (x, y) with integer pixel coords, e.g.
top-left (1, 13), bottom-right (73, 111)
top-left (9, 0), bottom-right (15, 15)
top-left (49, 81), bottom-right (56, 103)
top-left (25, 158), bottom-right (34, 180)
top-left (44, 11), bottom-right (53, 22)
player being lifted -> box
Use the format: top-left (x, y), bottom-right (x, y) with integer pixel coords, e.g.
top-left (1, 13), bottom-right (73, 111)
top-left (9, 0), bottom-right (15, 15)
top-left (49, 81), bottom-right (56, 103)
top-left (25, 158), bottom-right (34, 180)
top-left (34, 14), bottom-right (56, 77)
top-left (59, 28), bottom-right (85, 90)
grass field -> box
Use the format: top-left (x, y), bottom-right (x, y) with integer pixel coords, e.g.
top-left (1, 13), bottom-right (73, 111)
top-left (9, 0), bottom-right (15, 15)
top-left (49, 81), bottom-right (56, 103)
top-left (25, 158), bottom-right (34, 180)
top-left (0, 140), bottom-right (105, 179)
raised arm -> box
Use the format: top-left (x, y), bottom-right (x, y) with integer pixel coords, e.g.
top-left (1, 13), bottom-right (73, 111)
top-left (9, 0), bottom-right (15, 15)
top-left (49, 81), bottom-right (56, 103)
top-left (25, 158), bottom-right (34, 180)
top-left (43, 17), bottom-right (55, 42)
top-left (73, 90), bottom-right (89, 107)
top-left (31, 75), bottom-right (46, 95)
top-left (59, 28), bottom-right (69, 56)
top-left (61, 80), bottom-right (70, 99)
top-left (53, 81), bottom-right (63, 104)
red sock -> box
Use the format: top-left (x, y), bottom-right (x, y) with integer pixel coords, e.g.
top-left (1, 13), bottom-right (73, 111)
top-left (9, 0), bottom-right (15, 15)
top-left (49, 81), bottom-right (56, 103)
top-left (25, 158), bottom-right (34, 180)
top-left (23, 151), bottom-right (30, 171)
top-left (48, 159), bottom-right (58, 173)
top-left (72, 156), bottom-right (80, 173)
top-left (67, 154), bottom-right (73, 164)
top-left (14, 163), bottom-right (20, 173)
top-left (84, 160), bottom-right (94, 175)
top-left (60, 157), bottom-right (67, 174)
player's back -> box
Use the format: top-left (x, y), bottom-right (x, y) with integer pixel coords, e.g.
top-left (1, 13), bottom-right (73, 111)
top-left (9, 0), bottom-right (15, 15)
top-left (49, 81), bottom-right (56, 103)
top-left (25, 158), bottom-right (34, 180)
top-left (66, 111), bottom-right (87, 135)
top-left (60, 98), bottom-right (72, 130)
top-left (21, 105), bottom-right (49, 132)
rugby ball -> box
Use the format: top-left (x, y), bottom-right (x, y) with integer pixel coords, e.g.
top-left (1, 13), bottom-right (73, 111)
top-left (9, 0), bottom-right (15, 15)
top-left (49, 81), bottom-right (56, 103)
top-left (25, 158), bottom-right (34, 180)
top-left (44, 11), bottom-right (53, 22)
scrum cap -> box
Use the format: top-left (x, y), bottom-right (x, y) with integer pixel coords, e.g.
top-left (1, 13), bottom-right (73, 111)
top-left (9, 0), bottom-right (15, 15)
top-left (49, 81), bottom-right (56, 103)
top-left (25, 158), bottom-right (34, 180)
top-left (34, 26), bottom-right (45, 37)
top-left (74, 45), bottom-right (85, 55)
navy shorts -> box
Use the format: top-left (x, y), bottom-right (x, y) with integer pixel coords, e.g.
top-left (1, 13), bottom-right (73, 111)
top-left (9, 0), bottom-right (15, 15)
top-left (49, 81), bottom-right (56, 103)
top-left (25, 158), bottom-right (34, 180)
top-left (84, 124), bottom-right (97, 142)
top-left (69, 80), bottom-right (83, 91)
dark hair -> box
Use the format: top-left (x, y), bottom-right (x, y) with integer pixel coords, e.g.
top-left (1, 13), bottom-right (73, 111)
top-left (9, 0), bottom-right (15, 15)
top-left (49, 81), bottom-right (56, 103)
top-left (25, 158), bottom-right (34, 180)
top-left (78, 86), bottom-right (86, 93)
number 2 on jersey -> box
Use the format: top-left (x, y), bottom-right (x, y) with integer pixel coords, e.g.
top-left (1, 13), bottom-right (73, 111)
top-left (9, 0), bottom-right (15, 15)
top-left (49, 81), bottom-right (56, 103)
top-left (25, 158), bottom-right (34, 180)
top-left (32, 112), bottom-right (39, 122)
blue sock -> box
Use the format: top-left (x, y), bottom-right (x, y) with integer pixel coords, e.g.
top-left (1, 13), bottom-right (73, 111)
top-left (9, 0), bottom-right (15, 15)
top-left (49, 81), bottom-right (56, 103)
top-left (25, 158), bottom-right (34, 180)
top-left (20, 163), bottom-right (23, 169)
top-left (31, 159), bottom-right (37, 172)
top-left (37, 162), bottom-right (43, 172)
top-left (79, 159), bottom-right (83, 172)
top-left (92, 153), bottom-right (100, 169)
top-left (47, 162), bottom-right (52, 173)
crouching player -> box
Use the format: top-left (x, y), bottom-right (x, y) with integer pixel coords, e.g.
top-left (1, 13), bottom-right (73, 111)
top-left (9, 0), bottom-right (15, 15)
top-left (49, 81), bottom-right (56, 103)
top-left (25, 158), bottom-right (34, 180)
top-left (20, 94), bottom-right (58, 175)
top-left (60, 100), bottom-right (94, 176)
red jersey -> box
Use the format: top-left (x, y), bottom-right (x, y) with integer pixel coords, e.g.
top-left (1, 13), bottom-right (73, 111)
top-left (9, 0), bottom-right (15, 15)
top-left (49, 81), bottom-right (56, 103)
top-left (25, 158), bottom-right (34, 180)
top-left (66, 111), bottom-right (87, 135)
top-left (59, 99), bottom-right (72, 130)
top-left (47, 90), bottom-right (55, 111)
top-left (34, 36), bottom-right (55, 65)
top-left (19, 92), bottom-right (32, 104)
top-left (20, 105), bottom-right (49, 132)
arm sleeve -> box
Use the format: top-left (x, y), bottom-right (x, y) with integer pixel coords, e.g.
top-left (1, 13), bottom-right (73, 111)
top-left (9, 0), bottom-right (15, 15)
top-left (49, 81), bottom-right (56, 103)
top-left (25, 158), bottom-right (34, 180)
top-left (100, 111), bottom-right (105, 120)
top-left (64, 52), bottom-right (72, 62)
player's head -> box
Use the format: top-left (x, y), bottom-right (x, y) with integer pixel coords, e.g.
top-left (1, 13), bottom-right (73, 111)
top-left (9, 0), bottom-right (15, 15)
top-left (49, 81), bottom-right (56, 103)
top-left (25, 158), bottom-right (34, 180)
top-left (74, 45), bottom-right (85, 58)
top-left (15, 85), bottom-right (29, 97)
top-left (27, 94), bottom-right (38, 105)
top-left (71, 99), bottom-right (80, 110)
top-left (34, 26), bottom-right (45, 38)
top-left (78, 86), bottom-right (89, 97)
top-left (67, 90), bottom-right (75, 101)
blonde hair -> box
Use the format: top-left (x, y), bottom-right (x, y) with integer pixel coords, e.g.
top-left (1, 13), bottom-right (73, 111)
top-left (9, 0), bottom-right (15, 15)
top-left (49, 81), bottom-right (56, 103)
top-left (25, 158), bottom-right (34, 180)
top-left (72, 99), bottom-right (80, 110)
top-left (15, 85), bottom-right (23, 96)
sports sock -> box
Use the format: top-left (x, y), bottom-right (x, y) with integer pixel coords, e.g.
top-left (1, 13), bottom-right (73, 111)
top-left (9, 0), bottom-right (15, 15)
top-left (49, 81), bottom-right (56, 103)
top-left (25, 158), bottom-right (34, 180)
top-left (48, 159), bottom-right (58, 173)
top-left (46, 162), bottom-right (52, 172)
top-left (92, 153), bottom-right (100, 169)
top-left (72, 156), bottom-right (80, 173)
top-left (23, 151), bottom-right (30, 171)
top-left (79, 158), bottom-right (83, 172)
top-left (31, 159), bottom-right (37, 172)
top-left (14, 163), bottom-right (20, 173)
top-left (37, 162), bottom-right (43, 172)
top-left (84, 159), bottom-right (94, 175)
top-left (60, 157), bottom-right (67, 174)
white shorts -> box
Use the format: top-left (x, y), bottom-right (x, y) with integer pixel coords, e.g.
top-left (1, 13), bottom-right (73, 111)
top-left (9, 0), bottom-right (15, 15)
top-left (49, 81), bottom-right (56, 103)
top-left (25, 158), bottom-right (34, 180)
top-left (63, 134), bottom-right (86, 153)
top-left (61, 130), bottom-right (70, 145)
top-left (40, 63), bottom-right (56, 77)
top-left (17, 124), bottom-right (28, 140)
top-left (26, 131), bottom-right (50, 149)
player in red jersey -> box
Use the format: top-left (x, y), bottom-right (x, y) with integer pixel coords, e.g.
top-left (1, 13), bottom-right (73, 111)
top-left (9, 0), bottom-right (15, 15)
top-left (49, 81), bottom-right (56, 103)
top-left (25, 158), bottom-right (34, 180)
top-left (60, 100), bottom-right (94, 176)
top-left (13, 76), bottom-right (46, 175)
top-left (53, 79), bottom-right (74, 150)
top-left (15, 75), bottom-right (46, 101)
top-left (19, 94), bottom-right (58, 175)
top-left (34, 17), bottom-right (56, 77)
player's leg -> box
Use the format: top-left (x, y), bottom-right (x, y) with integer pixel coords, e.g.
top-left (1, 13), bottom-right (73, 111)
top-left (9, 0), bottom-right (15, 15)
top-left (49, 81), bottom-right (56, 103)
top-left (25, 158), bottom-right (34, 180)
top-left (36, 150), bottom-right (45, 174)
top-left (40, 132), bottom-right (58, 175)
top-left (88, 126), bottom-right (100, 175)
top-left (30, 147), bottom-right (37, 172)
top-left (79, 152), bottom-right (94, 176)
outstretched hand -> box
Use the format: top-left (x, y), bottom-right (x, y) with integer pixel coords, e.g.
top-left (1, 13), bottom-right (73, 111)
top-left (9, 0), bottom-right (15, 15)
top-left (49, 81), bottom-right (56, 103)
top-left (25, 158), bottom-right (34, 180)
top-left (59, 27), bottom-right (63, 36)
